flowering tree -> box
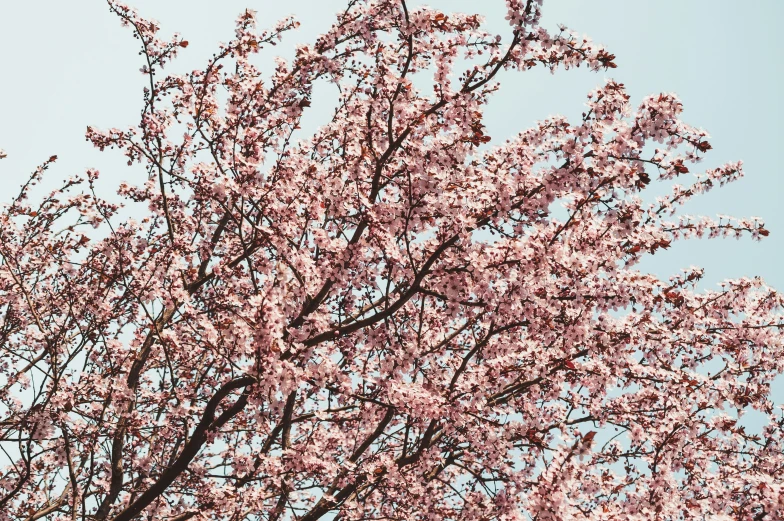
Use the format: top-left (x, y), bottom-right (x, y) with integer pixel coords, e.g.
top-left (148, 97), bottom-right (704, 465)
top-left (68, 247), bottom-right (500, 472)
top-left (1, 0), bottom-right (782, 519)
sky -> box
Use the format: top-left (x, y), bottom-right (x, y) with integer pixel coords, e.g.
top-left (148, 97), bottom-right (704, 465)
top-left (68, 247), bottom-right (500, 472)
top-left (0, 1), bottom-right (782, 405)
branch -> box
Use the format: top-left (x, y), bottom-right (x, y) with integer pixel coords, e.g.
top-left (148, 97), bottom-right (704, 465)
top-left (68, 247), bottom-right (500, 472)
top-left (108, 376), bottom-right (256, 521)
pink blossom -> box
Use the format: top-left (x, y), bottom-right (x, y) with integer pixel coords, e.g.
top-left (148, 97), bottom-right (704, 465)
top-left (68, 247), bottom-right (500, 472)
top-left (0, 1), bottom-right (781, 521)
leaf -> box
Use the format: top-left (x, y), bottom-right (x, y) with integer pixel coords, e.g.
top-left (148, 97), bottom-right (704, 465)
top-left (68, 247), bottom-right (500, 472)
top-left (672, 161), bottom-right (689, 174)
top-left (525, 428), bottom-right (543, 445)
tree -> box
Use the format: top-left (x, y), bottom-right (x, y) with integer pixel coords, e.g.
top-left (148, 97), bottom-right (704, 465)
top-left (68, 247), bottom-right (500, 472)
top-left (0, 0), bottom-right (782, 519)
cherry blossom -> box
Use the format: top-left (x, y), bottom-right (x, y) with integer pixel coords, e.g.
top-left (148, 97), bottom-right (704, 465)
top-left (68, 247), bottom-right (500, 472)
top-left (0, 1), bottom-right (782, 520)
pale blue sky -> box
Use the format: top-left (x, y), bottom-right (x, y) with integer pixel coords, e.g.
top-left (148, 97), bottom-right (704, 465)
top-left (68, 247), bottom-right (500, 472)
top-left (1, 1), bottom-right (782, 406)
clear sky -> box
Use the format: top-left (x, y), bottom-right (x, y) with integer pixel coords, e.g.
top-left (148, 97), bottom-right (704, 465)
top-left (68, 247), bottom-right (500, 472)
top-left (1, 1), bottom-right (782, 400)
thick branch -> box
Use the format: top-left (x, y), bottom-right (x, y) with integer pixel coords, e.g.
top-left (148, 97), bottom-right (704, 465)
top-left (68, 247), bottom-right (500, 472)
top-left (108, 376), bottom-right (256, 521)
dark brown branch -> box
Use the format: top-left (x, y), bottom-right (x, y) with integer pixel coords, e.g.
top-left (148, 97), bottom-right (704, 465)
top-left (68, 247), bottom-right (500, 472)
top-left (95, 306), bottom-right (178, 520)
top-left (299, 405), bottom-right (395, 521)
top-left (108, 376), bottom-right (256, 521)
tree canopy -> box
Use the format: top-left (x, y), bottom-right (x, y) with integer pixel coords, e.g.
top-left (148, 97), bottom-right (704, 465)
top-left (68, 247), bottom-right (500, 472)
top-left (0, 1), bottom-right (782, 520)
